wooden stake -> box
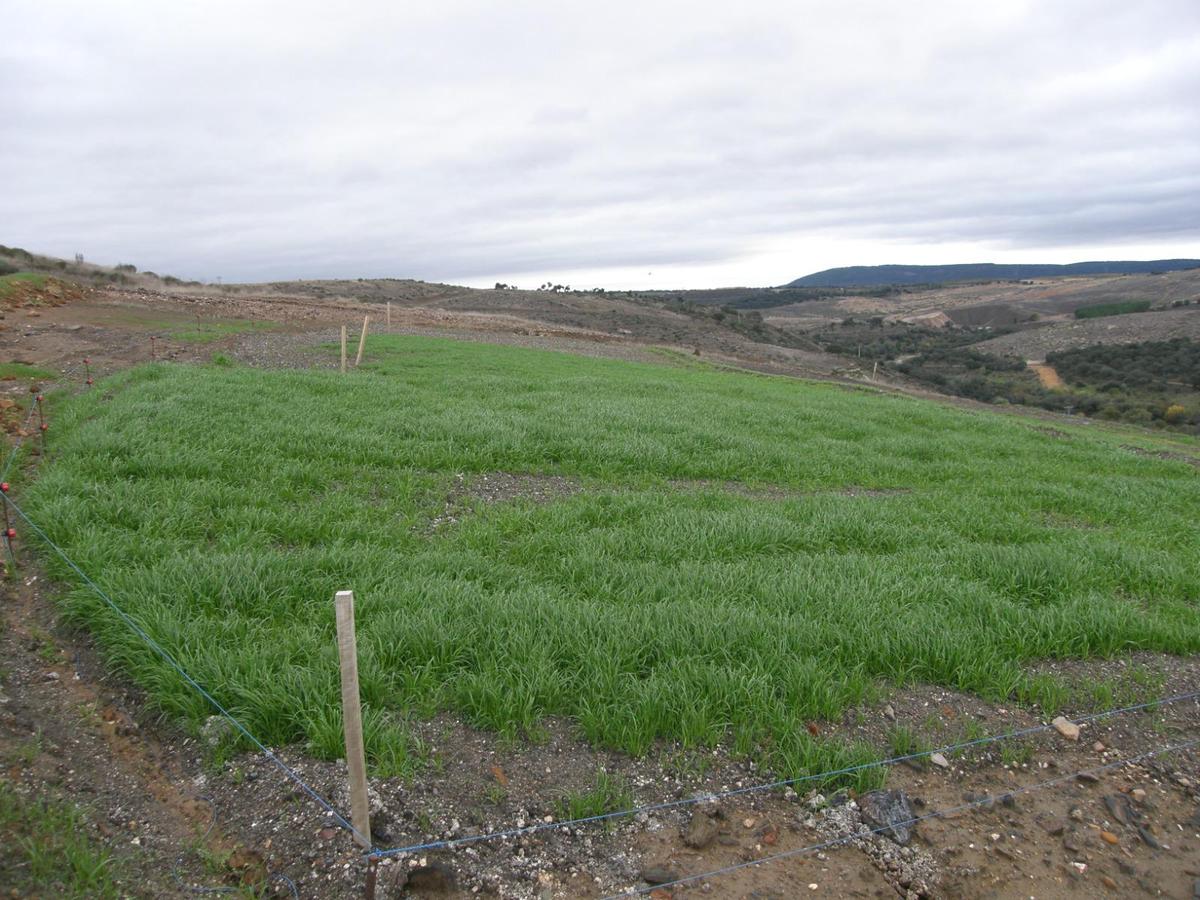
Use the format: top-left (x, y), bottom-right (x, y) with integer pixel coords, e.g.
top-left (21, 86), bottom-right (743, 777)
top-left (386, 301), bottom-right (391, 328)
top-left (340, 325), bottom-right (348, 373)
top-left (334, 590), bottom-right (371, 847)
top-left (871, 361), bottom-right (879, 381)
top-left (355, 316), bottom-right (369, 367)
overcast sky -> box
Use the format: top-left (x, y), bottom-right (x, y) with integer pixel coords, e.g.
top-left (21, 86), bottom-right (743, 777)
top-left (3, 0), bottom-right (1198, 289)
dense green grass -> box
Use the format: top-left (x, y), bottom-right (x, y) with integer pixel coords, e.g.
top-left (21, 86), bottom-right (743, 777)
top-left (18, 336), bottom-right (1200, 787)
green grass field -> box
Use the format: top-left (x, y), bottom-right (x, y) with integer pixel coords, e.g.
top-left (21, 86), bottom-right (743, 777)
top-left (18, 336), bottom-right (1200, 785)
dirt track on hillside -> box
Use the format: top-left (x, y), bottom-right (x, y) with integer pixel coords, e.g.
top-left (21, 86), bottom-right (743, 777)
top-left (1028, 363), bottom-right (1065, 389)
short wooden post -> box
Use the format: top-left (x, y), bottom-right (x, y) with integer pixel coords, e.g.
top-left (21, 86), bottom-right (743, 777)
top-left (386, 301), bottom-right (391, 328)
top-left (340, 325), bottom-right (348, 373)
top-left (355, 316), bottom-right (369, 367)
top-left (871, 361), bottom-right (879, 381)
top-left (334, 590), bottom-right (371, 847)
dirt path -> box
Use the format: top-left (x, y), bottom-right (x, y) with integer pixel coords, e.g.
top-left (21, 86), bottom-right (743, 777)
top-left (1028, 362), bottom-right (1065, 389)
top-left (0, 569), bottom-right (268, 896)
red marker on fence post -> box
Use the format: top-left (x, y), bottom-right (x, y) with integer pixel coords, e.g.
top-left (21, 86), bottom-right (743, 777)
top-left (2, 483), bottom-right (14, 576)
top-left (35, 394), bottom-right (46, 453)
top-left (84, 357), bottom-right (93, 386)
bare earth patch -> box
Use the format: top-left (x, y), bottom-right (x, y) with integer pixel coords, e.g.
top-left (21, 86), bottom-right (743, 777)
top-left (427, 472), bottom-right (584, 531)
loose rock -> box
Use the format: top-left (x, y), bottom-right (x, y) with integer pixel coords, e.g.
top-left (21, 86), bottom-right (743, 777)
top-left (1136, 825), bottom-right (1162, 850)
top-left (641, 864), bottom-right (679, 886)
top-left (1052, 716), bottom-right (1080, 740)
top-left (858, 790), bottom-right (917, 846)
top-left (683, 810), bottom-right (719, 850)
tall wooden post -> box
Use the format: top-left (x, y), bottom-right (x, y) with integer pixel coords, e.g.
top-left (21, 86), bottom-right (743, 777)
top-left (355, 316), bottom-right (369, 367)
top-left (340, 325), bottom-right (348, 373)
top-left (334, 590), bottom-right (371, 847)
top-left (386, 301), bottom-right (391, 328)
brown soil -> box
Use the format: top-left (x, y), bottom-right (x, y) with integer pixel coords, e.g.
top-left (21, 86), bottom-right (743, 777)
top-left (0, 276), bottom-right (85, 317)
top-left (0, 574), bottom-right (266, 897)
top-left (426, 472), bottom-right (584, 532)
top-left (2, 275), bottom-right (1199, 898)
top-left (1028, 363), bottom-right (1065, 390)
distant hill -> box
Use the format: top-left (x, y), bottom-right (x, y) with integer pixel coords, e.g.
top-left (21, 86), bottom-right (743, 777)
top-left (786, 259), bottom-right (1200, 288)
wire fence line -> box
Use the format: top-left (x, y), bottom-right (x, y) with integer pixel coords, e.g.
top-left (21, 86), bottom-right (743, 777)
top-left (1, 361), bottom-right (86, 483)
top-left (602, 735), bottom-right (1200, 898)
top-left (1, 493), bottom-right (369, 848)
top-left (2, 375), bottom-right (1198, 892)
top-left (1, 400), bottom-right (41, 483)
top-left (6, 479), bottom-right (1200, 865)
top-left (370, 687), bottom-right (1200, 858)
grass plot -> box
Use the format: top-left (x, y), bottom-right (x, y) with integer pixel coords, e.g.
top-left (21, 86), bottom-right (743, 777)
top-left (20, 336), bottom-right (1200, 785)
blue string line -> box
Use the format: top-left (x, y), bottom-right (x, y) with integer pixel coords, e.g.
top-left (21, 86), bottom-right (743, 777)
top-left (603, 735), bottom-right (1200, 898)
top-left (1, 402), bottom-right (40, 483)
top-left (372, 687), bottom-right (1200, 858)
top-left (1, 493), bottom-right (370, 848)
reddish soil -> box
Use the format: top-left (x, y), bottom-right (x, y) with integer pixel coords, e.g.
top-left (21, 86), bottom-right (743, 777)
top-left (1028, 363), bottom-right (1065, 390)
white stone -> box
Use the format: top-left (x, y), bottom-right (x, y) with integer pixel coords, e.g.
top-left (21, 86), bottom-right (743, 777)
top-left (1051, 716), bottom-right (1080, 740)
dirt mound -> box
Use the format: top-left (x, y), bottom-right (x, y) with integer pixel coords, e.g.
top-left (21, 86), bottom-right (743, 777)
top-left (0, 395), bottom-right (31, 435)
top-left (0, 276), bottom-right (87, 316)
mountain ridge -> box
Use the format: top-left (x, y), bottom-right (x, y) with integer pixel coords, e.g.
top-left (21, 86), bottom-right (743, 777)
top-left (786, 259), bottom-right (1200, 288)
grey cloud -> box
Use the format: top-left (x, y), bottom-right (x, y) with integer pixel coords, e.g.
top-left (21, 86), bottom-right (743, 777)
top-left (2, 0), bottom-right (1197, 285)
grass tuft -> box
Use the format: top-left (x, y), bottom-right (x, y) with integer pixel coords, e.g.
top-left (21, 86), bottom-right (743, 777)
top-left (0, 782), bottom-right (120, 898)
